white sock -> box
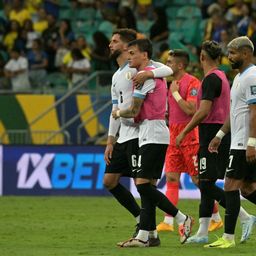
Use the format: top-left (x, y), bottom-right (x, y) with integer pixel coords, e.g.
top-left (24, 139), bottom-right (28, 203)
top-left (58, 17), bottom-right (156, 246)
top-left (163, 216), bottom-right (174, 225)
top-left (174, 210), bottom-right (186, 225)
top-left (135, 215), bottom-right (140, 224)
top-left (149, 230), bottom-right (158, 238)
top-left (135, 230), bottom-right (149, 242)
top-left (211, 212), bottom-right (222, 222)
top-left (196, 217), bottom-right (210, 237)
top-left (223, 233), bottom-right (234, 241)
top-left (239, 207), bottom-right (251, 222)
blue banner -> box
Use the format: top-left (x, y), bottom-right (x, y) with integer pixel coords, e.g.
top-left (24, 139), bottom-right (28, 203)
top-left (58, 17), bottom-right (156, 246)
top-left (1, 145), bottom-right (129, 196)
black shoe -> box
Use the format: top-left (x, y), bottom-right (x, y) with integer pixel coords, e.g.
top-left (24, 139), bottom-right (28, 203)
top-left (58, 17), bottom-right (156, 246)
top-left (132, 223), bottom-right (140, 238)
top-left (149, 235), bottom-right (161, 247)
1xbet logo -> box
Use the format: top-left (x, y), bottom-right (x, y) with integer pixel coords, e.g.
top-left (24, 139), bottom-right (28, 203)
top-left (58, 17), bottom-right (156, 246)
top-left (17, 153), bottom-right (105, 189)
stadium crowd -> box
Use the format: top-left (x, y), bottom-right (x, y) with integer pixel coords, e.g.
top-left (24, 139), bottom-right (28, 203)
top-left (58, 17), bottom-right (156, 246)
top-left (1, 0), bottom-right (256, 92)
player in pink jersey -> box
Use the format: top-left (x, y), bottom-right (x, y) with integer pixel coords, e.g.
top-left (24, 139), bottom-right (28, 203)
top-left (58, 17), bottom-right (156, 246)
top-left (113, 39), bottom-right (194, 247)
top-left (157, 50), bottom-right (223, 233)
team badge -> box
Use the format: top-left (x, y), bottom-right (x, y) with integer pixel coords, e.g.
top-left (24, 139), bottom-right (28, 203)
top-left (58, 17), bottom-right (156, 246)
top-left (190, 88), bottom-right (198, 96)
top-left (250, 85), bottom-right (256, 95)
top-left (125, 71), bottom-right (132, 80)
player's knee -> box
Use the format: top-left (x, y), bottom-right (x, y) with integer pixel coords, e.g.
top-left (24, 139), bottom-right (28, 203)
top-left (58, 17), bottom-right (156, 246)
top-left (191, 175), bottom-right (199, 187)
top-left (136, 183), bottom-right (151, 195)
top-left (166, 173), bottom-right (179, 183)
top-left (103, 175), bottom-right (118, 190)
top-left (199, 179), bottom-right (213, 192)
top-left (240, 183), bottom-right (256, 197)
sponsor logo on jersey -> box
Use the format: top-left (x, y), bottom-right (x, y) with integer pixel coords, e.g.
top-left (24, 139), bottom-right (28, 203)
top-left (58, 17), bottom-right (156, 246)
top-left (250, 85), bottom-right (256, 95)
top-left (190, 88), bottom-right (198, 96)
top-left (125, 71), bottom-right (132, 80)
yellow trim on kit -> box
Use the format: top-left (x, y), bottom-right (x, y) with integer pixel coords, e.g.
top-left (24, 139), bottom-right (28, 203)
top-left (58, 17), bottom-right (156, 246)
top-left (0, 121), bottom-right (9, 144)
top-left (76, 95), bottom-right (104, 137)
top-left (16, 95), bottom-right (64, 144)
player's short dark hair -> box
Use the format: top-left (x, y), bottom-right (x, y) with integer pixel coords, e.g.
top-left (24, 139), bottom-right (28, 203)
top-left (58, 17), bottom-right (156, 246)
top-left (201, 40), bottom-right (222, 60)
top-left (169, 49), bottom-right (190, 68)
top-left (112, 28), bottom-right (137, 43)
top-left (128, 38), bottom-right (153, 59)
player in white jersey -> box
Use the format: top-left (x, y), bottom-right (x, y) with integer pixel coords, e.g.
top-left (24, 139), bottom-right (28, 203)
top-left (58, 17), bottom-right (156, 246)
top-left (112, 38), bottom-right (194, 248)
top-left (103, 29), bottom-right (173, 246)
top-left (206, 36), bottom-right (256, 249)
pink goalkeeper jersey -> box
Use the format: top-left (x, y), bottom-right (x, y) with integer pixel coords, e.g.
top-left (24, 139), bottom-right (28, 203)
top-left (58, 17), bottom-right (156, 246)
top-left (168, 73), bottom-right (201, 125)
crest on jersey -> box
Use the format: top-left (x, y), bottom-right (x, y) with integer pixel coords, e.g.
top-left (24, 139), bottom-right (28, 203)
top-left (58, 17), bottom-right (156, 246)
top-left (250, 85), bottom-right (256, 95)
top-left (125, 71), bottom-right (132, 80)
top-left (190, 88), bottom-right (198, 96)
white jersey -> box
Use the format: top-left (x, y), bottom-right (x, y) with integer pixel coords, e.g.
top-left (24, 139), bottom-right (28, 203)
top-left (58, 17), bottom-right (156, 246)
top-left (111, 62), bottom-right (139, 143)
top-left (230, 65), bottom-right (256, 150)
top-left (133, 72), bottom-right (170, 147)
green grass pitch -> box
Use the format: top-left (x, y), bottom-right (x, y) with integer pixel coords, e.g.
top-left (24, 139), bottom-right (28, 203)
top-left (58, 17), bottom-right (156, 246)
top-left (0, 196), bottom-right (255, 256)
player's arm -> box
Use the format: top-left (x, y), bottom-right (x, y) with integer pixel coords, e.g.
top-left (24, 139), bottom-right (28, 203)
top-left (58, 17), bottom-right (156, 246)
top-left (176, 99), bottom-right (212, 146)
top-left (176, 74), bottom-right (221, 146)
top-left (208, 115), bottom-right (230, 153)
top-left (104, 86), bottom-right (120, 165)
top-left (246, 104), bottom-right (256, 162)
top-left (170, 80), bottom-right (197, 116)
top-left (132, 61), bottom-right (173, 86)
top-left (113, 97), bottom-right (143, 118)
top-left (112, 79), bottom-right (154, 119)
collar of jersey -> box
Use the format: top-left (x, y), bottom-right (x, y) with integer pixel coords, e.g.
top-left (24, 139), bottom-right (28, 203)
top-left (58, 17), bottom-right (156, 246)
top-left (239, 64), bottom-right (255, 77)
top-left (119, 61), bottom-right (129, 71)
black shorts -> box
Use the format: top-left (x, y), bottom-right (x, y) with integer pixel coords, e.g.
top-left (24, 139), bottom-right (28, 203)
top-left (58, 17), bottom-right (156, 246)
top-left (225, 149), bottom-right (256, 181)
top-left (198, 143), bottom-right (230, 180)
top-left (135, 144), bottom-right (168, 180)
top-left (105, 138), bottom-right (139, 177)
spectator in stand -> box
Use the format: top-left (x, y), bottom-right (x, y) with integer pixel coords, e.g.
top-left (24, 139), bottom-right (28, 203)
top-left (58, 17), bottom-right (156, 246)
top-left (27, 39), bottom-right (48, 89)
top-left (66, 48), bottom-right (91, 88)
top-left (42, 13), bottom-right (59, 72)
top-left (62, 35), bottom-right (91, 67)
top-left (91, 31), bottom-right (111, 71)
top-left (117, 6), bottom-right (137, 30)
top-left (225, 0), bottom-right (245, 24)
top-left (43, 0), bottom-right (59, 19)
top-left (23, 18), bottom-right (40, 50)
top-left (58, 19), bottom-right (75, 48)
top-left (236, 3), bottom-right (251, 36)
top-left (8, 0), bottom-right (31, 26)
top-left (4, 47), bottom-right (31, 92)
top-left (149, 7), bottom-right (168, 44)
top-left (3, 19), bottom-right (20, 51)
top-left (33, 7), bottom-right (48, 34)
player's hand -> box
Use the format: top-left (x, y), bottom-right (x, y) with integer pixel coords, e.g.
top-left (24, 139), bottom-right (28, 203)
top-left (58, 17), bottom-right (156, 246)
top-left (208, 137), bottom-right (221, 153)
top-left (133, 71), bottom-right (149, 88)
top-left (246, 146), bottom-right (256, 163)
top-left (104, 143), bottom-right (114, 165)
top-left (176, 132), bottom-right (185, 147)
top-left (170, 80), bottom-right (179, 94)
top-left (112, 109), bottom-right (119, 119)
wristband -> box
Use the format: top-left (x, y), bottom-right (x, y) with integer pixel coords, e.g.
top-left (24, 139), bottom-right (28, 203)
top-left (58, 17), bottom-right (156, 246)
top-left (172, 91), bottom-right (182, 102)
top-left (216, 130), bottom-right (225, 140)
top-left (116, 110), bottom-right (121, 117)
top-left (247, 137), bottom-right (256, 147)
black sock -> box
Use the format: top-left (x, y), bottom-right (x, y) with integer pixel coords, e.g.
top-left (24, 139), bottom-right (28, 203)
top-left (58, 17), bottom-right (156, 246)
top-left (199, 190), bottom-right (214, 218)
top-left (136, 183), bottom-right (178, 217)
top-left (137, 183), bottom-right (156, 231)
top-left (244, 190), bottom-right (256, 204)
top-left (225, 190), bottom-right (240, 235)
top-left (109, 183), bottom-right (140, 217)
top-left (199, 180), bottom-right (226, 208)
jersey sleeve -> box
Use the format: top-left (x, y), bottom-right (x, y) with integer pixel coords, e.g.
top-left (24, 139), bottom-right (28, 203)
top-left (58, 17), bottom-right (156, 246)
top-left (244, 75), bottom-right (256, 105)
top-left (150, 60), bottom-right (173, 77)
top-left (133, 79), bottom-right (155, 99)
top-left (201, 73), bottom-right (222, 101)
top-left (186, 77), bottom-right (201, 102)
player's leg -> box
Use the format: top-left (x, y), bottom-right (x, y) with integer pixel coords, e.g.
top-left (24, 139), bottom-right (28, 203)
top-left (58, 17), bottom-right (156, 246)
top-left (104, 140), bottom-right (140, 229)
top-left (157, 145), bottom-right (182, 232)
